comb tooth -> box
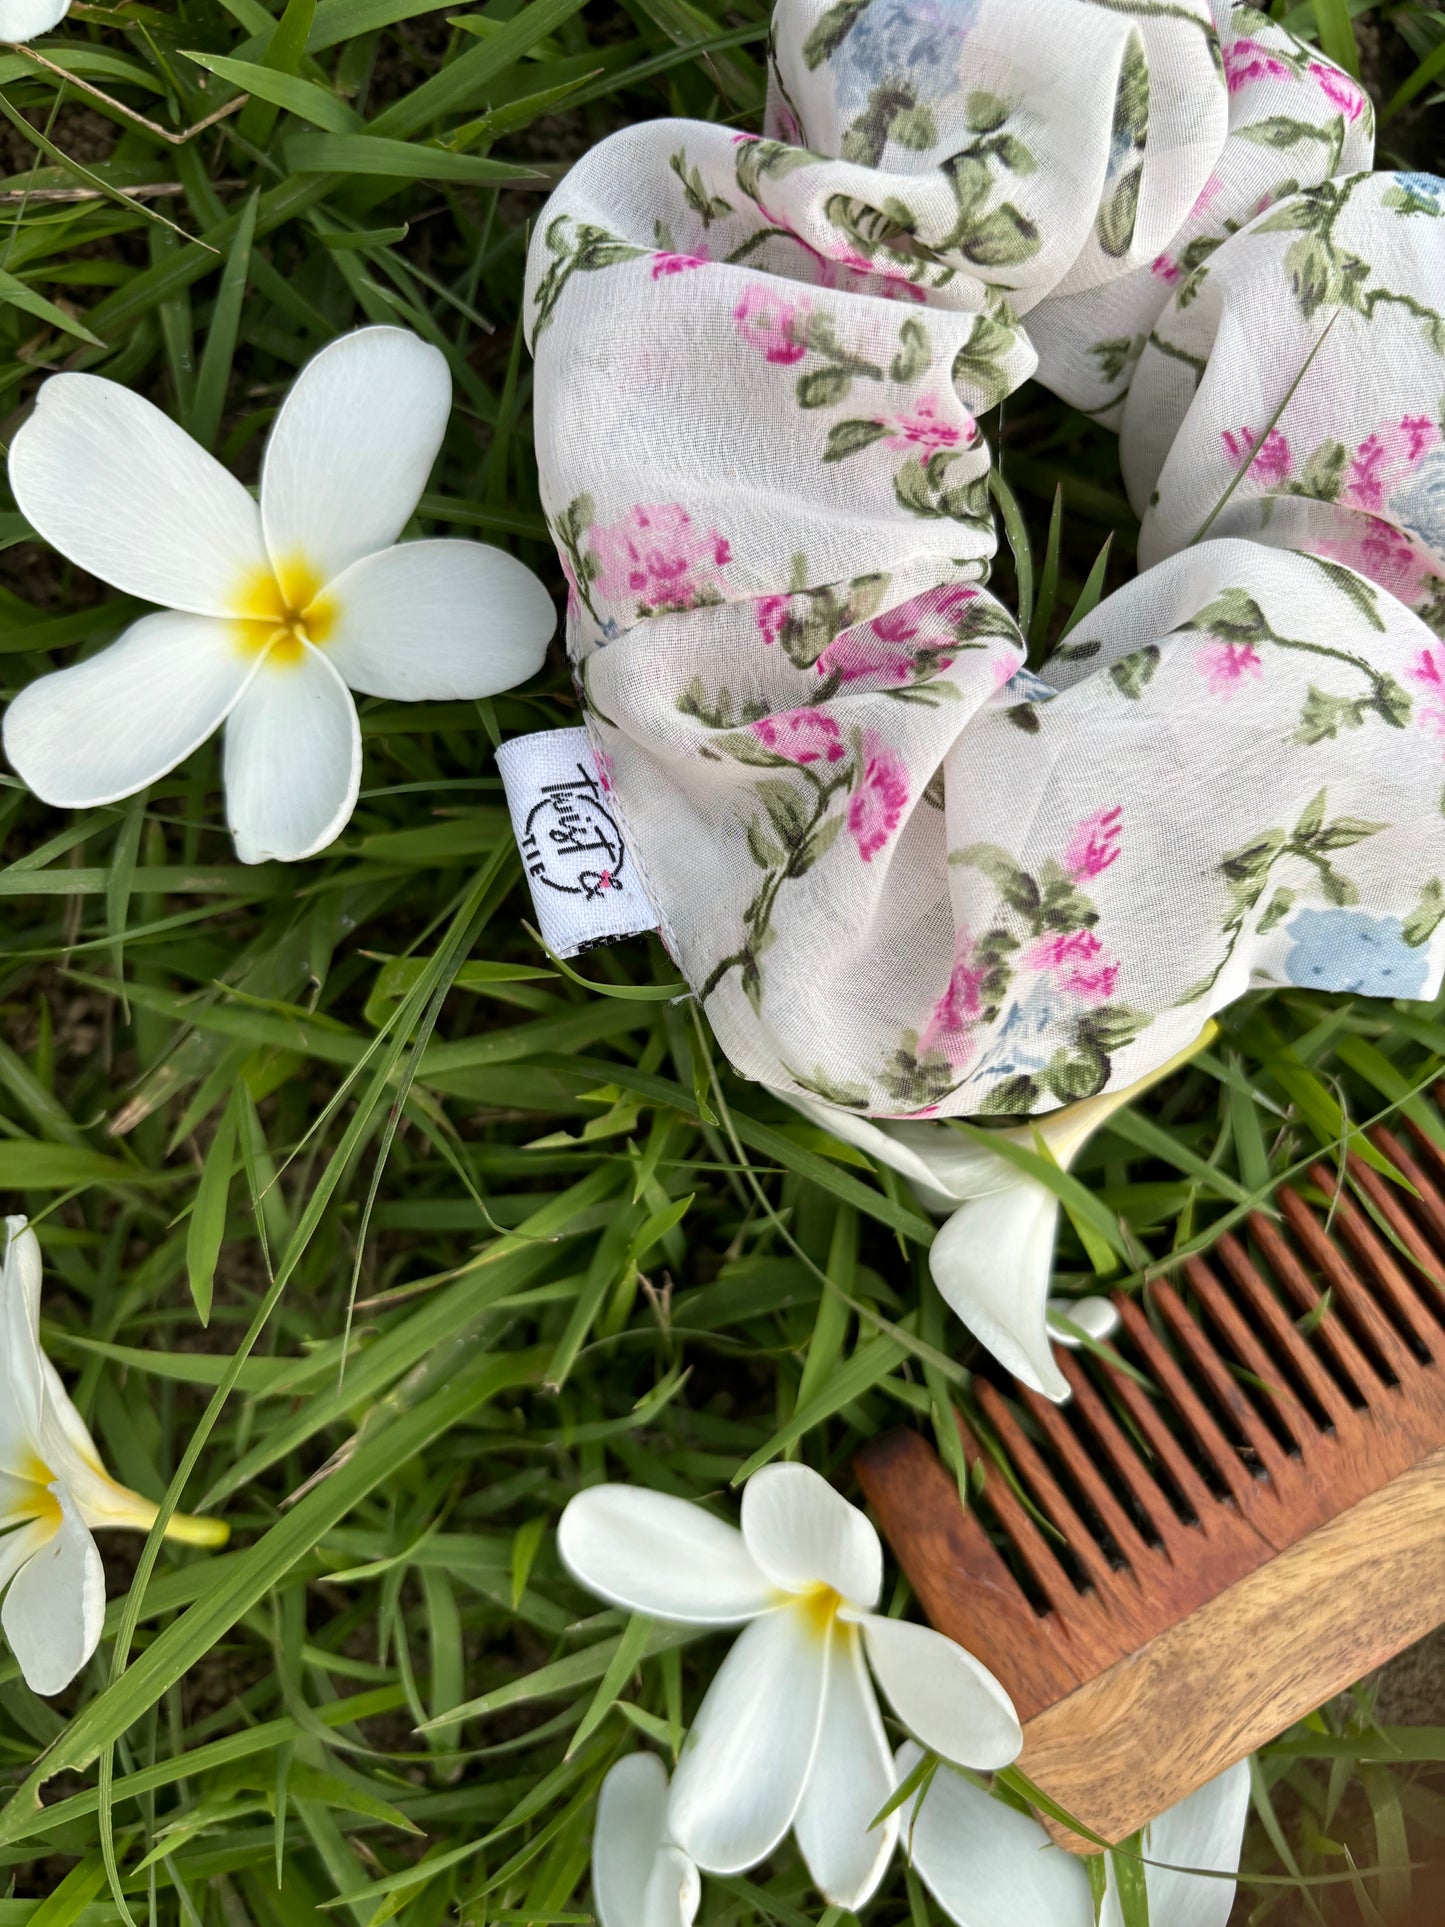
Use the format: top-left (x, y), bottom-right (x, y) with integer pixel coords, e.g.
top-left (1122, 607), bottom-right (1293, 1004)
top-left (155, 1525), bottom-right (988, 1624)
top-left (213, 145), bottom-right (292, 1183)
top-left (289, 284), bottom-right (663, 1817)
top-left (1013, 1380), bottom-right (1159, 1568)
top-left (1110, 1294), bottom-right (1258, 1511)
top-left (1213, 1230), bottom-right (1351, 1428)
top-left (1048, 1354), bottom-right (1176, 1538)
top-left (1246, 1209), bottom-right (1379, 1400)
top-left (963, 1395), bottom-right (1132, 1649)
top-left (1406, 1095), bottom-right (1445, 1192)
top-left (1368, 1124), bottom-right (1445, 1281)
top-left (1283, 1183), bottom-right (1422, 1379)
top-left (1164, 1269), bottom-right (1298, 1484)
top-left (1074, 1319), bottom-right (1223, 1526)
top-left (1182, 1254), bottom-right (1312, 1452)
top-left (973, 1382), bottom-right (1123, 1598)
top-left (855, 1426), bottom-right (1087, 1719)
top-left (1334, 1151), bottom-right (1445, 1346)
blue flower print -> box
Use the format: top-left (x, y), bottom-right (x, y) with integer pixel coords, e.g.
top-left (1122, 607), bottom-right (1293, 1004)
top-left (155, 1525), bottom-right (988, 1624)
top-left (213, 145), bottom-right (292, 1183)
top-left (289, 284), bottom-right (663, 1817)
top-left (1395, 173), bottom-right (1445, 205)
top-left (1389, 449), bottom-right (1445, 554)
top-left (831, 0), bottom-right (978, 112)
top-left (1281, 907), bottom-right (1430, 998)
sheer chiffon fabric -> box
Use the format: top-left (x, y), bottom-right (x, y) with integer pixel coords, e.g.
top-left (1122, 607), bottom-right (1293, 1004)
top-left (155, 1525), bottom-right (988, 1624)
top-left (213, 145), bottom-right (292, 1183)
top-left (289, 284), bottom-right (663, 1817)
top-left (525, 0), bottom-right (1445, 1120)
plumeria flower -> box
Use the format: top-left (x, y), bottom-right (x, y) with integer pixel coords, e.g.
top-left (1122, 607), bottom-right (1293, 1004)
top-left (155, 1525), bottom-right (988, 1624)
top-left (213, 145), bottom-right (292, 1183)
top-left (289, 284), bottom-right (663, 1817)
top-left (1, 0), bottom-right (68, 40)
top-left (593, 1753), bottom-right (700, 1927)
top-left (4, 327), bottom-right (554, 863)
top-left (899, 1742), bottom-right (1250, 1927)
top-left (783, 1023), bottom-right (1215, 1401)
top-left (1, 1217), bottom-right (227, 1694)
top-left (558, 1461), bottom-right (1021, 1910)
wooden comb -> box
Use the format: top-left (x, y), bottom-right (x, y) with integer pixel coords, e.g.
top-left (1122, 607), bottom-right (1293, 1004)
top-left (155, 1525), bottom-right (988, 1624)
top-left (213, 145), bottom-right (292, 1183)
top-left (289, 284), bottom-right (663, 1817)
top-left (857, 1117), bottom-right (1445, 1845)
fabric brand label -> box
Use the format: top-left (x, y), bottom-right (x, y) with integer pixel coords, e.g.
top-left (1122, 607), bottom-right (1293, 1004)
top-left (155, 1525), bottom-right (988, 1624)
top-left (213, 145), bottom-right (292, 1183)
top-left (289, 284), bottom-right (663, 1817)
top-left (495, 728), bottom-right (659, 958)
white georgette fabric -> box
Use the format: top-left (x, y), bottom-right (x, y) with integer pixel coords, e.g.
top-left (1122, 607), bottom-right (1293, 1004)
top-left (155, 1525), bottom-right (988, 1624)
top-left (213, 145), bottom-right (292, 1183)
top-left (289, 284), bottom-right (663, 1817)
top-left (524, 0), bottom-right (1445, 1120)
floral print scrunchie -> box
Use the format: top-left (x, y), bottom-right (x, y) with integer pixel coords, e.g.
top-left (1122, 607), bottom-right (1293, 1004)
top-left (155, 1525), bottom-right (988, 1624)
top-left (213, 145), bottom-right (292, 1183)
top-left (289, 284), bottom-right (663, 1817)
top-left (524, 0), bottom-right (1445, 1121)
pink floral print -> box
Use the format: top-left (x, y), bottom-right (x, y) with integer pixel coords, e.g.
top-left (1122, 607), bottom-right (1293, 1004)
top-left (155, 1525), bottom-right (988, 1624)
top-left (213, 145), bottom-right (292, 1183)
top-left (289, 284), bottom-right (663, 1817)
top-left (1221, 426), bottom-right (1293, 486)
top-left (756, 594), bottom-right (792, 646)
top-left (1223, 38), bottom-right (1290, 92)
top-left (918, 931), bottom-right (986, 1065)
top-left (589, 503), bottom-right (732, 614)
top-left (751, 709), bottom-right (847, 764)
top-left (1321, 519), bottom-right (1444, 612)
top-left (1064, 806), bottom-right (1122, 882)
top-left (1341, 416), bottom-right (1440, 512)
top-left (1024, 929), bottom-right (1121, 1003)
top-left (1197, 641), bottom-right (1264, 699)
top-left (1308, 62), bottom-right (1366, 122)
top-left (652, 252), bottom-right (707, 279)
top-left (734, 282), bottom-right (809, 363)
top-left (847, 732), bottom-right (909, 860)
top-left (882, 395), bottom-right (977, 454)
top-left (816, 584), bottom-right (980, 685)
top-left (1410, 646), bottom-right (1445, 742)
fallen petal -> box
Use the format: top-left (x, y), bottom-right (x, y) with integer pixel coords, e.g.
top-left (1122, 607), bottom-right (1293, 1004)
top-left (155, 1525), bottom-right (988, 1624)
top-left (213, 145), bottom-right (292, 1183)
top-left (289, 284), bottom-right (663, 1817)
top-left (929, 1186), bottom-right (1070, 1400)
top-left (8, 373), bottom-right (269, 617)
top-left (559, 1484), bottom-right (776, 1624)
top-left (859, 1615), bottom-right (1021, 1769)
top-left (0, 1486), bottom-right (105, 1696)
top-left (223, 643), bottom-right (361, 864)
top-left (668, 1605), bottom-right (830, 1873)
top-left (260, 326), bottom-right (451, 589)
top-left (740, 1462), bottom-right (882, 1609)
top-left (4, 610), bottom-right (258, 808)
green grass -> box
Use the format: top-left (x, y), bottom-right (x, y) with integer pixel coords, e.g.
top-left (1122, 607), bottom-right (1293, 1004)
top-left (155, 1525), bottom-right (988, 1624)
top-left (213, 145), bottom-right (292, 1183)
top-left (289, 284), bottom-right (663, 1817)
top-left (1, 0), bottom-right (1445, 1921)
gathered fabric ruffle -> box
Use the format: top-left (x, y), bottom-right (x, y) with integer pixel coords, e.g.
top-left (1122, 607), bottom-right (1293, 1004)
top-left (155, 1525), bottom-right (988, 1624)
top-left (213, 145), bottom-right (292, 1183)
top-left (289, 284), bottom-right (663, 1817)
top-left (524, 0), bottom-right (1445, 1121)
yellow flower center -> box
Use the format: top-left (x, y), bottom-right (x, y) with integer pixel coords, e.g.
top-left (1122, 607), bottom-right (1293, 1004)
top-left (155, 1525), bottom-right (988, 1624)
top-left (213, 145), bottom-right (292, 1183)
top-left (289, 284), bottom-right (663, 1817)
top-left (795, 1582), bottom-right (844, 1640)
top-left (14, 1453), bottom-right (61, 1530)
top-left (231, 556), bottom-right (336, 669)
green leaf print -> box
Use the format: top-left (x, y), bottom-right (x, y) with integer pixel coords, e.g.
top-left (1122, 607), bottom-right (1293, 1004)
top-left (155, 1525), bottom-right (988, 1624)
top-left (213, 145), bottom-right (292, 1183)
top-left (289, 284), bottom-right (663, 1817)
top-left (1404, 879), bottom-right (1445, 948)
top-left (824, 418), bottom-right (892, 462)
top-left (1109, 644), bottom-right (1161, 699)
top-left (801, 0), bottom-right (874, 70)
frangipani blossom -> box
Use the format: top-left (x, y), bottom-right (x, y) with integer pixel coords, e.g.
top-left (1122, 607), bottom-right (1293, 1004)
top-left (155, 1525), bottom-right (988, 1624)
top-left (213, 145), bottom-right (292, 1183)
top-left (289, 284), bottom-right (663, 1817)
top-left (0, 1217), bottom-right (226, 1694)
top-left (559, 1463), bottom-right (1021, 1910)
top-left (783, 1023), bottom-right (1215, 1401)
top-left (593, 1754), bottom-right (701, 1927)
top-left (0, 0), bottom-right (68, 41)
top-left (4, 327), bottom-right (554, 864)
top-left (899, 1742), bottom-right (1251, 1927)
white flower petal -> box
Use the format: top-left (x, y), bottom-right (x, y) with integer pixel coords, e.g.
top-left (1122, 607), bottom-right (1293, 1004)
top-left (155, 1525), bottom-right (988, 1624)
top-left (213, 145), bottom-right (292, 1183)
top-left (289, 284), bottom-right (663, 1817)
top-left (2, 1219), bottom-right (40, 1331)
top-left (558, 1484), bottom-right (775, 1625)
top-left (0, 0), bottom-right (71, 37)
top-left (668, 1604), bottom-right (830, 1873)
top-left (260, 327), bottom-right (451, 587)
top-left (593, 1753), bottom-right (671, 1927)
top-left (0, 1518), bottom-right (50, 1593)
top-left (38, 1356), bottom-right (110, 1498)
top-left (1, 1228), bottom-right (46, 1462)
top-left (320, 539), bottom-right (554, 699)
top-left (1, 1486), bottom-right (105, 1695)
top-left (642, 1846), bottom-right (701, 1927)
top-left (1109, 1761), bottom-right (1249, 1927)
top-left (740, 1462), bottom-right (881, 1609)
top-left (859, 1616), bottom-right (1021, 1770)
top-left (929, 1187), bottom-right (1070, 1402)
top-left (7, 374), bottom-right (268, 617)
top-left (897, 1741), bottom-right (1092, 1927)
top-left (222, 643), bottom-right (360, 864)
top-left (793, 1623), bottom-right (898, 1909)
top-left (886, 1121), bottom-right (1029, 1207)
top-left (781, 1092), bottom-right (957, 1201)
top-left (4, 610), bottom-right (258, 809)
top-left (1047, 1295), bottom-right (1119, 1347)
